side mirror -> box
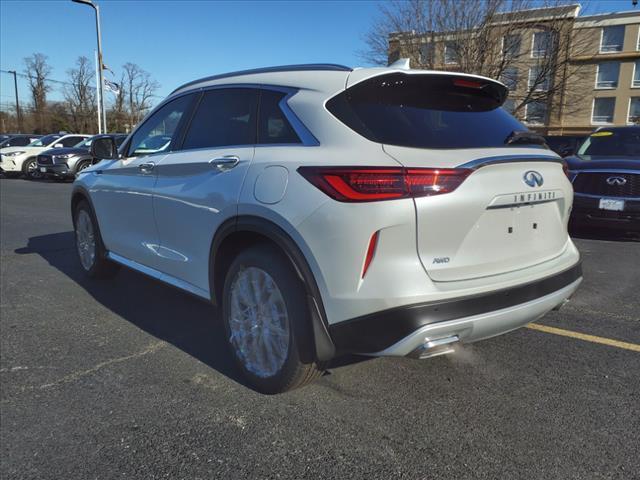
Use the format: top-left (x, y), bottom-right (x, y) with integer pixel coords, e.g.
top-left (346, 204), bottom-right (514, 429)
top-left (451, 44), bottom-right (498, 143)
top-left (90, 137), bottom-right (119, 160)
top-left (54, 143), bottom-right (64, 148)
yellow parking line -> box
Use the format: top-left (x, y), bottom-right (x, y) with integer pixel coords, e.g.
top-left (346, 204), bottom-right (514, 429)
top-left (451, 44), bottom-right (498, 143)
top-left (526, 323), bottom-right (640, 353)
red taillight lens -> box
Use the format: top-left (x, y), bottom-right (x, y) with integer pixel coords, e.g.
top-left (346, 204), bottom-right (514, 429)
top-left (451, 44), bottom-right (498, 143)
top-left (299, 167), bottom-right (472, 202)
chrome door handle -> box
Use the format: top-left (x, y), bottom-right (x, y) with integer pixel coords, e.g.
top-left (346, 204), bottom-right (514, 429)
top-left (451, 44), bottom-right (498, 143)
top-left (138, 162), bottom-right (155, 174)
top-left (209, 155), bottom-right (240, 171)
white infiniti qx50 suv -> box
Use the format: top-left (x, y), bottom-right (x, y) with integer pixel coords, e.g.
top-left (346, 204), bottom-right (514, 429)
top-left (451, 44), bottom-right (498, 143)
top-left (72, 63), bottom-right (582, 393)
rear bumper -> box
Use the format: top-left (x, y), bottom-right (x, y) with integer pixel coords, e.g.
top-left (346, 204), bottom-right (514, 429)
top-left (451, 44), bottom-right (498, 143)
top-left (570, 194), bottom-right (640, 232)
top-left (328, 261), bottom-right (582, 355)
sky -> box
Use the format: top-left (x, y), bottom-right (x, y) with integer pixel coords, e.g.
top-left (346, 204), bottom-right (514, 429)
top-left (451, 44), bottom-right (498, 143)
top-left (0, 0), bottom-right (636, 109)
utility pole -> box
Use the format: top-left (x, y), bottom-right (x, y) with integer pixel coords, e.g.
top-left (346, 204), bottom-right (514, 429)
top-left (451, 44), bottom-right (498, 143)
top-left (7, 70), bottom-right (22, 133)
top-left (73, 0), bottom-right (107, 132)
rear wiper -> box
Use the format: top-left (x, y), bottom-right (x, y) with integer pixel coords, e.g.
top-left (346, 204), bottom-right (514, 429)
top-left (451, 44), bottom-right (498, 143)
top-left (504, 130), bottom-right (546, 146)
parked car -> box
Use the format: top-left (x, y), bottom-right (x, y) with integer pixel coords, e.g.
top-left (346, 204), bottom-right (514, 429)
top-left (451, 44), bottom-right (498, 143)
top-left (544, 135), bottom-right (586, 157)
top-left (37, 134), bottom-right (127, 181)
top-left (72, 63), bottom-right (582, 393)
top-left (0, 133), bottom-right (90, 179)
top-left (566, 126), bottom-right (640, 233)
top-left (0, 134), bottom-right (42, 148)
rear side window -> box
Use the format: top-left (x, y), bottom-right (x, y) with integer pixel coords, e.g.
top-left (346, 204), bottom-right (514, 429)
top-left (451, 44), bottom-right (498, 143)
top-left (61, 136), bottom-right (84, 147)
top-left (258, 90), bottom-right (301, 144)
top-left (182, 88), bottom-right (258, 149)
top-left (326, 73), bottom-right (526, 149)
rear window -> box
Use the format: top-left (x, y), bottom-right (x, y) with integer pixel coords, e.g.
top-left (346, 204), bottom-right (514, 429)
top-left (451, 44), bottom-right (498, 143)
top-left (326, 73), bottom-right (527, 149)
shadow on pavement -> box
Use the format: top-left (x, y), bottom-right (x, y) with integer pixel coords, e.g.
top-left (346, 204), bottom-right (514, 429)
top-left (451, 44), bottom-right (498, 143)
top-left (15, 232), bottom-right (369, 391)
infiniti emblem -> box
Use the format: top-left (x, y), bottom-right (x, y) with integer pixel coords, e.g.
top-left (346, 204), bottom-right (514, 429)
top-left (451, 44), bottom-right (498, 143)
top-left (523, 170), bottom-right (544, 187)
top-left (606, 176), bottom-right (627, 186)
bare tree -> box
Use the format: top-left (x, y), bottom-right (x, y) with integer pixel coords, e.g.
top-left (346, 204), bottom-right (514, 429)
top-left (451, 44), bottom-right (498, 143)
top-left (23, 53), bottom-right (52, 133)
top-left (122, 63), bottom-right (159, 129)
top-left (64, 56), bottom-right (97, 133)
top-left (361, 0), bottom-right (592, 123)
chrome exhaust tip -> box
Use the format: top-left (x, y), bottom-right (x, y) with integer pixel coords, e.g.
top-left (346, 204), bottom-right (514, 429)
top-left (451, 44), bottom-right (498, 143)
top-left (408, 335), bottom-right (459, 360)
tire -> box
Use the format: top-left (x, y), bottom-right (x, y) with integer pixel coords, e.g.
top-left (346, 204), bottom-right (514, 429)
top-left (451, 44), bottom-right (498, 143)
top-left (23, 158), bottom-right (43, 180)
top-left (73, 200), bottom-right (120, 279)
top-left (74, 160), bottom-right (91, 177)
top-left (222, 244), bottom-right (324, 394)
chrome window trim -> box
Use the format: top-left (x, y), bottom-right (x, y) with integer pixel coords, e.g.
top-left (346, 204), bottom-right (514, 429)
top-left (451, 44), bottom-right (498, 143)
top-left (458, 154), bottom-right (561, 169)
top-left (162, 83), bottom-right (319, 150)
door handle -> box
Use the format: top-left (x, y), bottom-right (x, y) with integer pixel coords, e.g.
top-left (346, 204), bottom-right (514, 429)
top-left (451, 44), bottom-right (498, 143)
top-left (209, 155), bottom-right (240, 171)
top-left (138, 162), bottom-right (155, 174)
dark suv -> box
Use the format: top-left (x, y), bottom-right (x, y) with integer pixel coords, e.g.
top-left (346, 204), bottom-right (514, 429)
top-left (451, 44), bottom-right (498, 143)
top-left (38, 134), bottom-right (127, 180)
top-left (566, 126), bottom-right (639, 233)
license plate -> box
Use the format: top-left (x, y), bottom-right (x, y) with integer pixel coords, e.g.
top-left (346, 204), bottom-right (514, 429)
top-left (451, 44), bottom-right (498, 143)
top-left (40, 167), bottom-right (47, 173)
top-left (599, 198), bottom-right (624, 211)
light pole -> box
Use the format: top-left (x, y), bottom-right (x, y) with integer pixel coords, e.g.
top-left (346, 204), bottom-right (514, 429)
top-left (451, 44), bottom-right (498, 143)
top-left (72, 0), bottom-right (107, 133)
top-left (7, 70), bottom-right (22, 133)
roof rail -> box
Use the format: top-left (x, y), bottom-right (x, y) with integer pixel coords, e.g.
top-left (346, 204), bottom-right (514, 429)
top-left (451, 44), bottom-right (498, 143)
top-left (171, 63), bottom-right (352, 94)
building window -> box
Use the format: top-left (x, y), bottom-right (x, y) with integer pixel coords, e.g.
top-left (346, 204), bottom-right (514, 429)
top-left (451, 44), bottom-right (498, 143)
top-left (531, 31), bottom-right (553, 58)
top-left (525, 101), bottom-right (547, 124)
top-left (501, 67), bottom-right (518, 90)
top-left (503, 98), bottom-right (516, 114)
top-left (444, 41), bottom-right (458, 64)
top-left (419, 43), bottom-right (434, 65)
top-left (592, 98), bottom-right (615, 124)
top-left (528, 66), bottom-right (550, 91)
top-left (600, 25), bottom-right (624, 53)
top-left (503, 34), bottom-right (521, 59)
top-left (595, 62), bottom-right (620, 89)
top-left (629, 98), bottom-right (640, 124)
top-left (633, 60), bottom-right (640, 87)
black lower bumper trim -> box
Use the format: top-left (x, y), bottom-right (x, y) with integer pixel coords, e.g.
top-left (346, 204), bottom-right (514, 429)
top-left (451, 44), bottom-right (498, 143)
top-left (329, 261), bottom-right (582, 354)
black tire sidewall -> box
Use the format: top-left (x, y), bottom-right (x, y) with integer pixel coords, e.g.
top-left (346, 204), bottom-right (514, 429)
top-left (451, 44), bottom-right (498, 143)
top-left (222, 244), bottom-right (311, 394)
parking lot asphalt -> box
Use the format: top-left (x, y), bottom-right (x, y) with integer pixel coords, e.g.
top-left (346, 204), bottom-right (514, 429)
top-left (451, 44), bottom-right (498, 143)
top-left (1, 177), bottom-right (639, 480)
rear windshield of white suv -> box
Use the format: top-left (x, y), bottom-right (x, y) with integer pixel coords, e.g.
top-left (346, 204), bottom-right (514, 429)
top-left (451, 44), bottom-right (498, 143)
top-left (327, 73), bottom-right (528, 149)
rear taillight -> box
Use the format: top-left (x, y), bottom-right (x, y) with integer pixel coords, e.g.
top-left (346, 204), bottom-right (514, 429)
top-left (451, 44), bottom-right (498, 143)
top-left (298, 167), bottom-right (472, 202)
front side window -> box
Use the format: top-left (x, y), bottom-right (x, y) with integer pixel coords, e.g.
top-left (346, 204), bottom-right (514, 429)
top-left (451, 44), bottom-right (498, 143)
top-left (128, 94), bottom-right (193, 157)
top-left (601, 25), bottom-right (624, 53)
top-left (525, 101), bottom-right (547, 124)
top-left (258, 90), bottom-right (301, 145)
top-left (592, 97), bottom-right (615, 124)
top-left (528, 66), bottom-right (550, 91)
top-left (531, 31), bottom-right (553, 58)
top-left (503, 34), bottom-right (521, 59)
top-left (60, 136), bottom-right (84, 148)
top-left (596, 62), bottom-right (620, 89)
top-left (444, 41), bottom-right (458, 64)
top-left (628, 98), bottom-right (640, 124)
top-left (182, 88), bottom-right (258, 150)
